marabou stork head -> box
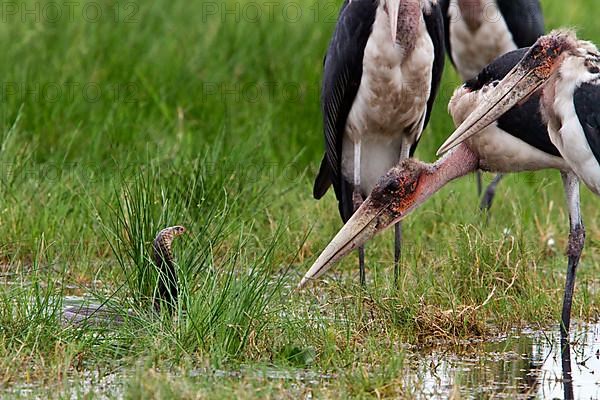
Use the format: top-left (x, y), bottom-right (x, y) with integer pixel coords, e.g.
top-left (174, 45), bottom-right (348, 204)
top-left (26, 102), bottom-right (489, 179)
top-left (437, 30), bottom-right (580, 155)
top-left (299, 158), bottom-right (432, 288)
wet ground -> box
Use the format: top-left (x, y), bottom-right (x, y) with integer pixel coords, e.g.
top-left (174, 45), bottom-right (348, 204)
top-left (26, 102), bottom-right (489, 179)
top-left (5, 297), bottom-right (600, 399)
top-left (409, 322), bottom-right (600, 399)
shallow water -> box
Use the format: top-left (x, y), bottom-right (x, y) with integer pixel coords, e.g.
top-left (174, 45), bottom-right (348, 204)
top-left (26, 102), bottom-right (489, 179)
top-left (5, 292), bottom-right (600, 399)
top-left (410, 323), bottom-right (600, 399)
top-left (61, 295), bottom-right (133, 326)
top-left (188, 322), bottom-right (600, 399)
top-left (183, 323), bottom-right (600, 399)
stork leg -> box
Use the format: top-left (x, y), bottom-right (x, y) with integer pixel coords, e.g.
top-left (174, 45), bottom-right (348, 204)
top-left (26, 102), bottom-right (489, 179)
top-left (560, 171), bottom-right (585, 337)
top-left (479, 173), bottom-right (504, 211)
top-left (352, 188), bottom-right (366, 286)
top-left (394, 223), bottom-right (402, 285)
top-left (353, 140), bottom-right (366, 286)
top-left (476, 171), bottom-right (483, 197)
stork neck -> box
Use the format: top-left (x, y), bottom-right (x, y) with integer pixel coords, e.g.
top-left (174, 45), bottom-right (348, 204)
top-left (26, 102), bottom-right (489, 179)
top-left (419, 143), bottom-right (480, 200)
top-left (458, 0), bottom-right (484, 32)
top-left (383, 0), bottom-right (422, 55)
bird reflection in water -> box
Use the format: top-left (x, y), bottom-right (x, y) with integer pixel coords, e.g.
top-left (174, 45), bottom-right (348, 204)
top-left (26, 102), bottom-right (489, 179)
top-left (561, 335), bottom-right (574, 400)
top-left (410, 324), bottom-right (600, 399)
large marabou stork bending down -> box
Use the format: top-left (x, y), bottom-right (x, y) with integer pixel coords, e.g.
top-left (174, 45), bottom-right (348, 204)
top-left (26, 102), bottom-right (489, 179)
top-left (301, 31), bottom-right (600, 335)
top-left (313, 0), bottom-right (445, 285)
top-left (439, 0), bottom-right (544, 209)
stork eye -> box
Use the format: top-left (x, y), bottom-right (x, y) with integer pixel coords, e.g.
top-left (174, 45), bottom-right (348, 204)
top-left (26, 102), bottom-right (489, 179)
top-left (410, 179), bottom-right (418, 191)
top-left (385, 179), bottom-right (401, 192)
top-left (491, 80), bottom-right (500, 87)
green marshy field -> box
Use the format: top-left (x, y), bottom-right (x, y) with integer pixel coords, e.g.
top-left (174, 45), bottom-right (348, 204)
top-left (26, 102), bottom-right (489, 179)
top-left (1, 0), bottom-right (600, 398)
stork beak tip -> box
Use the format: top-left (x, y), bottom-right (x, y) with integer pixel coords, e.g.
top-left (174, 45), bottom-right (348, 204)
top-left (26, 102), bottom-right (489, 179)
top-left (436, 144), bottom-right (449, 156)
top-left (297, 277), bottom-right (309, 290)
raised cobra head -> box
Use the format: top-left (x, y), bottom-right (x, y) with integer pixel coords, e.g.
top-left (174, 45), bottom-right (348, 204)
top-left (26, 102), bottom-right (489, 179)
top-left (153, 225), bottom-right (186, 310)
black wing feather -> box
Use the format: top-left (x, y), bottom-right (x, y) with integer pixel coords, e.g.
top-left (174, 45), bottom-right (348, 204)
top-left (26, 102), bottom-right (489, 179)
top-left (438, 0), bottom-right (454, 67)
top-left (574, 83), bottom-right (600, 165)
top-left (314, 0), bottom-right (377, 221)
top-left (496, 0), bottom-right (544, 48)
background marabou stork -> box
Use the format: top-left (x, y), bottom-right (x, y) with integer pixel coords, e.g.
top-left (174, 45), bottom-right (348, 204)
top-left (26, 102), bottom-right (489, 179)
top-left (301, 31), bottom-right (599, 335)
top-left (313, 0), bottom-right (445, 285)
top-left (439, 0), bottom-right (544, 209)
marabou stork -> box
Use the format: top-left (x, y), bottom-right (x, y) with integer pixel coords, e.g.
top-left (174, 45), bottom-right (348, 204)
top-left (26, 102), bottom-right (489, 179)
top-left (441, 0), bottom-right (544, 81)
top-left (301, 31), bottom-right (600, 335)
top-left (439, 0), bottom-right (544, 209)
top-left (313, 0), bottom-right (445, 285)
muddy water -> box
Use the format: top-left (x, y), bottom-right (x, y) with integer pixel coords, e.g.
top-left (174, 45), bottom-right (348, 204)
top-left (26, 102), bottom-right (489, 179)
top-left (410, 323), bottom-right (600, 399)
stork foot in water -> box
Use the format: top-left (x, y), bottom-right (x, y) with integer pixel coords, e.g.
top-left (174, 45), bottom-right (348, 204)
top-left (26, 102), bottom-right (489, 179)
top-left (560, 338), bottom-right (574, 397)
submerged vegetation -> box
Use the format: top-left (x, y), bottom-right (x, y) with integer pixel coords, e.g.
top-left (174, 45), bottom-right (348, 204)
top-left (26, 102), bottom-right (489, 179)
top-left (0, 0), bottom-right (599, 397)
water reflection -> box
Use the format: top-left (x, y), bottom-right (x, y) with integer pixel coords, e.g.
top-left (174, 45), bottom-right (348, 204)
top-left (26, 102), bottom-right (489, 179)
top-left (562, 337), bottom-right (574, 400)
top-left (61, 296), bottom-right (129, 326)
top-left (412, 323), bottom-right (600, 399)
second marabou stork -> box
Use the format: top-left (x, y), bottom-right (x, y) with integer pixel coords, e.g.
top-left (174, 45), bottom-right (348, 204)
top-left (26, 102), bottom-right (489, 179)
top-left (441, 0), bottom-right (544, 81)
top-left (301, 31), bottom-right (600, 335)
top-left (313, 0), bottom-right (445, 285)
top-left (440, 0), bottom-right (544, 209)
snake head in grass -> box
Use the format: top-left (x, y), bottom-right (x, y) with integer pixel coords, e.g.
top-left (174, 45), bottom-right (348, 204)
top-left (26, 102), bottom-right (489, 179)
top-left (153, 225), bottom-right (187, 311)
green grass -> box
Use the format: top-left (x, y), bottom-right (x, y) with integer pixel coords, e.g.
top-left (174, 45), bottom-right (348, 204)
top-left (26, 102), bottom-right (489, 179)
top-left (1, 0), bottom-right (600, 398)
